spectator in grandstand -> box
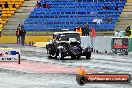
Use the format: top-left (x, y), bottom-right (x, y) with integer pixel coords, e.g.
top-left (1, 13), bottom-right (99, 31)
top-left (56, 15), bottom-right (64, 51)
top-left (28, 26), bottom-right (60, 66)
top-left (102, 5), bottom-right (109, 10)
top-left (12, 4), bottom-right (16, 8)
top-left (0, 10), bottom-right (2, 17)
top-left (36, 1), bottom-right (41, 7)
top-left (106, 17), bottom-right (112, 23)
top-left (93, 17), bottom-right (102, 24)
top-left (0, 23), bottom-right (3, 37)
top-left (102, 6), bottom-right (106, 10)
top-left (21, 27), bottom-right (26, 46)
top-left (42, 3), bottom-right (46, 8)
top-left (4, 2), bottom-right (8, 8)
top-left (16, 24), bottom-right (21, 44)
top-left (35, 1), bottom-right (39, 8)
top-left (43, 3), bottom-right (50, 8)
top-left (115, 4), bottom-right (119, 11)
top-left (0, 4), bottom-right (2, 9)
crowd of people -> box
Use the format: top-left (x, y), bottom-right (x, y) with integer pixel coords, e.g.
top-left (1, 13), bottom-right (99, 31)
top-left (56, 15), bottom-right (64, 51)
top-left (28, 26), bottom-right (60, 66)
top-left (0, 2), bottom-right (8, 8)
top-left (35, 1), bottom-right (50, 8)
top-left (0, 2), bottom-right (16, 9)
top-left (102, 4), bottom-right (120, 11)
top-left (16, 24), bottom-right (26, 46)
top-left (74, 22), bottom-right (90, 36)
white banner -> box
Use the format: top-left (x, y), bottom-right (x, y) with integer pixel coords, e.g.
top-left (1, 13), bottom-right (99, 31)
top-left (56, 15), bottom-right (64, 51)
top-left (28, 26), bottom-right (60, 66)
top-left (0, 48), bottom-right (21, 61)
top-left (81, 36), bottom-right (112, 53)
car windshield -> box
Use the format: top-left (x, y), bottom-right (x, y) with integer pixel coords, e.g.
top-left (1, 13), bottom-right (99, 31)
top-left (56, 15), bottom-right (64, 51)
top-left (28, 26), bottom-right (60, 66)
top-left (58, 33), bottom-right (80, 41)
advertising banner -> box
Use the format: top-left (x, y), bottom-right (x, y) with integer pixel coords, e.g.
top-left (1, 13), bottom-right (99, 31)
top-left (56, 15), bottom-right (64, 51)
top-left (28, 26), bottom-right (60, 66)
top-left (0, 48), bottom-right (21, 61)
top-left (112, 38), bottom-right (128, 54)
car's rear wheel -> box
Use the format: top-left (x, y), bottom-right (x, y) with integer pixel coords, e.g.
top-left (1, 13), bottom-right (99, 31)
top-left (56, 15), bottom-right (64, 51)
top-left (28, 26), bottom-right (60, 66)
top-left (47, 49), bottom-right (52, 59)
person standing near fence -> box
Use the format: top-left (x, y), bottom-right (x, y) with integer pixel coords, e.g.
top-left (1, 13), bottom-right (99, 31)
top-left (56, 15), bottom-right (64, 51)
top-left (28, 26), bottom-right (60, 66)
top-left (76, 26), bottom-right (82, 36)
top-left (84, 22), bottom-right (90, 36)
top-left (21, 26), bottom-right (26, 46)
top-left (16, 24), bottom-right (21, 44)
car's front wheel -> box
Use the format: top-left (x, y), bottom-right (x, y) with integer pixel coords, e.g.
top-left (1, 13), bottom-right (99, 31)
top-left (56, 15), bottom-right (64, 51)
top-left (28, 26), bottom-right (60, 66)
top-left (57, 50), bottom-right (64, 60)
top-left (86, 52), bottom-right (91, 59)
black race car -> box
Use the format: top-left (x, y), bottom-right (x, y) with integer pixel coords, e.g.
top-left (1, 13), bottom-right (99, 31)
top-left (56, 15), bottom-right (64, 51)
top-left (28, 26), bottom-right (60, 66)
top-left (46, 31), bottom-right (91, 59)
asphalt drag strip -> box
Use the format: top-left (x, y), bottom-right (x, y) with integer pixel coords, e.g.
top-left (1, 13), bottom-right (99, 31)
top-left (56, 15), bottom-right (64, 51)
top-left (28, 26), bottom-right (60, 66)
top-left (0, 44), bottom-right (132, 88)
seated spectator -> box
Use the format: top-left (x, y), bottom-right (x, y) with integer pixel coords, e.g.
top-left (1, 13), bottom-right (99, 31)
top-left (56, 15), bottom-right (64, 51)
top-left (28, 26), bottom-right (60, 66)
top-left (0, 23), bottom-right (3, 37)
top-left (12, 4), bottom-right (16, 8)
top-left (105, 17), bottom-right (112, 23)
top-left (35, 1), bottom-right (41, 8)
top-left (37, 1), bottom-right (42, 7)
top-left (108, 17), bottom-right (112, 23)
top-left (115, 4), bottom-right (119, 11)
top-left (93, 17), bottom-right (102, 24)
top-left (4, 2), bottom-right (8, 8)
top-left (0, 4), bottom-right (2, 9)
top-left (43, 3), bottom-right (50, 8)
top-left (42, 3), bottom-right (46, 8)
top-left (102, 6), bottom-right (109, 10)
top-left (0, 10), bottom-right (2, 17)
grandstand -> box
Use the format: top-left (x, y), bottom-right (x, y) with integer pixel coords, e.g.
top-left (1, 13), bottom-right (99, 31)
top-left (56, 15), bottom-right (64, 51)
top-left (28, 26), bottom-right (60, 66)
top-left (1, 0), bottom-right (132, 43)
top-left (2, 0), bottom-right (37, 35)
top-left (0, 0), bottom-right (24, 26)
top-left (23, 0), bottom-right (126, 32)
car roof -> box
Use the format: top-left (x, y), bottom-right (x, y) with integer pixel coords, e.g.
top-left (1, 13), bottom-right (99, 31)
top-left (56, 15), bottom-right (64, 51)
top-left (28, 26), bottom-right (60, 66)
top-left (53, 31), bottom-right (80, 35)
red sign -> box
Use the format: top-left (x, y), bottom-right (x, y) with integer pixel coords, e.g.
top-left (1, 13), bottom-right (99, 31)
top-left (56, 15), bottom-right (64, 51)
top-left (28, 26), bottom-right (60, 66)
top-left (113, 38), bottom-right (128, 49)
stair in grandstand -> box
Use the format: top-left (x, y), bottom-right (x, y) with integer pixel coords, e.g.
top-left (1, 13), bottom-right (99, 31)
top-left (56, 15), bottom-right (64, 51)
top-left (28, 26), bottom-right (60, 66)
top-left (115, 0), bottom-right (132, 31)
top-left (2, 0), bottom-right (38, 35)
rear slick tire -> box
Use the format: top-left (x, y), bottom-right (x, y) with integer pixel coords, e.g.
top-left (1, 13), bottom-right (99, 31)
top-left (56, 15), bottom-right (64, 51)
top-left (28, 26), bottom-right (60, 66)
top-left (47, 49), bottom-right (52, 59)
